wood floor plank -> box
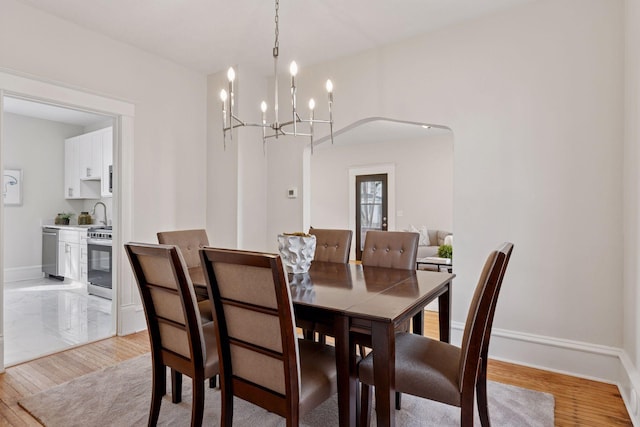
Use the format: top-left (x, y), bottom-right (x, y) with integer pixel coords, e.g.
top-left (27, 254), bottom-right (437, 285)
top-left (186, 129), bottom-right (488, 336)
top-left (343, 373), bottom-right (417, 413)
top-left (0, 317), bottom-right (633, 426)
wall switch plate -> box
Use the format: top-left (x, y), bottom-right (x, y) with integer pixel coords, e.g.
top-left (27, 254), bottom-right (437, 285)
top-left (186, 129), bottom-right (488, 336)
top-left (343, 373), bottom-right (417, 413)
top-left (287, 187), bottom-right (298, 198)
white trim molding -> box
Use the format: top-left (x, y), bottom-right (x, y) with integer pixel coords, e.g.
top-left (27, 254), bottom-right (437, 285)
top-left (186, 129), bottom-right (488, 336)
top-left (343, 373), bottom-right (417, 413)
top-left (451, 322), bottom-right (640, 425)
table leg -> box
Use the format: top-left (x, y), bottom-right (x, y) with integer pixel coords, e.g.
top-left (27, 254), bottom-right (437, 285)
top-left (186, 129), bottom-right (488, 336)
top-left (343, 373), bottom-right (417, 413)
top-left (371, 321), bottom-right (395, 427)
top-left (438, 282), bottom-right (451, 343)
top-left (334, 314), bottom-right (356, 427)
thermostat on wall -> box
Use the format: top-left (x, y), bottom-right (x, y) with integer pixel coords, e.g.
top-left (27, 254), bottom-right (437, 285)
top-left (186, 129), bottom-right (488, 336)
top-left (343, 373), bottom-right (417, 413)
top-left (287, 187), bottom-right (298, 198)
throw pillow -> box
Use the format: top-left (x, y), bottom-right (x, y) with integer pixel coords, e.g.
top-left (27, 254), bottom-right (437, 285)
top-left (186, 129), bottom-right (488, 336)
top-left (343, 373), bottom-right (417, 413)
top-left (408, 224), bottom-right (429, 246)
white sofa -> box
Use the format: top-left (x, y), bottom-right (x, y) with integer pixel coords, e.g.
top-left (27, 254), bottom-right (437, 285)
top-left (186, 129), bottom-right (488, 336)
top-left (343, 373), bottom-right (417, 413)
top-left (405, 226), bottom-right (452, 259)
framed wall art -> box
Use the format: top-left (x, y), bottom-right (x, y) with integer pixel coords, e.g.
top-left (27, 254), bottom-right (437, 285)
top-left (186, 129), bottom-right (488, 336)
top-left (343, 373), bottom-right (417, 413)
top-left (3, 169), bottom-right (22, 206)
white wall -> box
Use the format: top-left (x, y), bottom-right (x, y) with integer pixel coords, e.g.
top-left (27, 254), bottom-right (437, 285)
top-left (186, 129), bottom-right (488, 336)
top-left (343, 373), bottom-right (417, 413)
top-left (206, 67), bottom-right (268, 251)
top-left (3, 113), bottom-right (83, 272)
top-left (207, 0), bottom-right (625, 380)
top-left (267, 0), bottom-right (624, 347)
top-left (310, 133), bottom-right (453, 234)
top-left (0, 0), bottom-right (208, 244)
top-left (623, 0), bottom-right (640, 407)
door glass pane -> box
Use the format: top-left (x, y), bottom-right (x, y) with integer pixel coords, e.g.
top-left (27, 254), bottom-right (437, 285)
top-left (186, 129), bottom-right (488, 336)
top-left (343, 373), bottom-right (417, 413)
top-left (360, 180), bottom-right (383, 249)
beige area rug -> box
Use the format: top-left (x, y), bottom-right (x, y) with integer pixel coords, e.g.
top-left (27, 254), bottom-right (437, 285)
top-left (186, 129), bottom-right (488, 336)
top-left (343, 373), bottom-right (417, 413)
top-left (20, 354), bottom-right (554, 426)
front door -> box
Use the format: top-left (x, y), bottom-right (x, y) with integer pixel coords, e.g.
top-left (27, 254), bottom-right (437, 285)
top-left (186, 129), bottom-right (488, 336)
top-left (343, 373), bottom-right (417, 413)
top-left (355, 174), bottom-right (388, 260)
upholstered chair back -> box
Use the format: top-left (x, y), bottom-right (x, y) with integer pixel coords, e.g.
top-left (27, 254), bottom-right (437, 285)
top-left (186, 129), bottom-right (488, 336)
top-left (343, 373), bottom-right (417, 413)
top-left (200, 248), bottom-right (302, 411)
top-left (157, 229), bottom-right (209, 270)
top-left (126, 243), bottom-right (205, 364)
top-left (309, 228), bottom-right (353, 263)
top-left (361, 231), bottom-right (419, 270)
top-left (457, 243), bottom-right (513, 392)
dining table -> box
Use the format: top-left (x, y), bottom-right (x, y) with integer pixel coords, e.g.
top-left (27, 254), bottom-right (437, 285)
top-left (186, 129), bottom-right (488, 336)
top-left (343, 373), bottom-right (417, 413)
top-left (289, 261), bottom-right (455, 427)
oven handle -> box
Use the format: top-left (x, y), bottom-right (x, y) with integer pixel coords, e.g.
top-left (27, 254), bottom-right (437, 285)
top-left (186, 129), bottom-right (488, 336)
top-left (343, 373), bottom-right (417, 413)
top-left (87, 239), bottom-right (113, 247)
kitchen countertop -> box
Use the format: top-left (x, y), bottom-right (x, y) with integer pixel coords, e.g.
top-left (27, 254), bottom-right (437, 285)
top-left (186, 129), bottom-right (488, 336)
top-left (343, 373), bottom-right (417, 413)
top-left (42, 225), bottom-right (95, 231)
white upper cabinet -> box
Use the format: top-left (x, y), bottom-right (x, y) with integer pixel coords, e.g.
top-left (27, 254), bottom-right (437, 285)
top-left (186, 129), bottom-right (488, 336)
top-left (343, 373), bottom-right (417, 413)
top-left (79, 131), bottom-right (103, 180)
top-left (65, 127), bottom-right (112, 199)
top-left (64, 136), bottom-right (81, 199)
top-left (101, 127), bottom-right (113, 198)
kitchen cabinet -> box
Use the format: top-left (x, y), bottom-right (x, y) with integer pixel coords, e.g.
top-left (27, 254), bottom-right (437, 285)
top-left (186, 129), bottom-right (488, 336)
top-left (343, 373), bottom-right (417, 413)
top-left (101, 127), bottom-right (113, 198)
top-left (57, 229), bottom-right (86, 282)
top-left (64, 127), bottom-right (112, 199)
top-left (80, 233), bottom-right (89, 284)
top-left (64, 136), bottom-right (81, 199)
top-left (79, 132), bottom-right (102, 180)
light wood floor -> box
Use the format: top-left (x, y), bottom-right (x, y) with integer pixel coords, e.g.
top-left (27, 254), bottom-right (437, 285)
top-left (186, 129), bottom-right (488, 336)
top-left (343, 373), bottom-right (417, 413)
top-left (0, 312), bottom-right (632, 426)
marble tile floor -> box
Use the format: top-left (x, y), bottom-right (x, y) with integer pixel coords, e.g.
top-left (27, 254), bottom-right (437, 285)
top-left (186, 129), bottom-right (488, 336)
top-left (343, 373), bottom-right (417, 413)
top-left (3, 277), bottom-right (113, 367)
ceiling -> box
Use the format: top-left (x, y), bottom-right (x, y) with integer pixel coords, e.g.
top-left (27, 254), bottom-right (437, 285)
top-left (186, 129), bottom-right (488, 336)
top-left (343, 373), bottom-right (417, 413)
top-left (15, 0), bottom-right (535, 75)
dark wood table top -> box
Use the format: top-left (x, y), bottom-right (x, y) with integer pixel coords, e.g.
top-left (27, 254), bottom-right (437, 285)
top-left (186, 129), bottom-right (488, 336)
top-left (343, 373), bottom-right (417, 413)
top-left (289, 261), bottom-right (454, 323)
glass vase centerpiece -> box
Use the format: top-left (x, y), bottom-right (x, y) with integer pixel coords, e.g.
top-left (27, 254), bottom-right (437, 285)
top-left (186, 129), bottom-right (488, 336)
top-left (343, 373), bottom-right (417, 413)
top-left (277, 232), bottom-right (317, 274)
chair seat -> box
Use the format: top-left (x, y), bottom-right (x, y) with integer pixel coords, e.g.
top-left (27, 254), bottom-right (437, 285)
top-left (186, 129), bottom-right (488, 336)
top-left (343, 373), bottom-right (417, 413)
top-left (298, 339), bottom-right (338, 416)
top-left (358, 332), bottom-right (461, 407)
top-left (203, 322), bottom-right (220, 378)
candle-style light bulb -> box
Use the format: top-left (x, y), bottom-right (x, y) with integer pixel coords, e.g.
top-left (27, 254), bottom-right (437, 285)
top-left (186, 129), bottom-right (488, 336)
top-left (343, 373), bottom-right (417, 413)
top-left (261, 101), bottom-right (268, 113)
top-left (289, 61), bottom-right (298, 77)
top-left (220, 89), bottom-right (228, 102)
top-left (308, 99), bottom-right (315, 110)
top-left (326, 79), bottom-right (333, 93)
top-left (227, 67), bottom-right (236, 82)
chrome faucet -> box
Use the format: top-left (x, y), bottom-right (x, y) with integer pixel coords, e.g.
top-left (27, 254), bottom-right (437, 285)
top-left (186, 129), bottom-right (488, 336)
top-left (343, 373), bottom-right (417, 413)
top-left (92, 201), bottom-right (108, 226)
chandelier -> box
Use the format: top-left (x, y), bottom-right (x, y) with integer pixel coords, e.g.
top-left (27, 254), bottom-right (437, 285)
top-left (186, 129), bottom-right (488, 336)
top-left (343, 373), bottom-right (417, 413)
top-left (219, 0), bottom-right (334, 153)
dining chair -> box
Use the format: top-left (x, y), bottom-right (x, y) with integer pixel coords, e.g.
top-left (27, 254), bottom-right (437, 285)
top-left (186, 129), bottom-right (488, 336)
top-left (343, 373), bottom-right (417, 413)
top-left (157, 229), bottom-right (212, 322)
top-left (308, 227), bottom-right (353, 263)
top-left (200, 247), bottom-right (338, 427)
top-left (357, 242), bottom-right (514, 427)
top-left (125, 242), bottom-right (220, 427)
top-left (360, 230), bottom-right (419, 270)
top-left (358, 230), bottom-right (420, 408)
top-left (303, 228), bottom-right (353, 342)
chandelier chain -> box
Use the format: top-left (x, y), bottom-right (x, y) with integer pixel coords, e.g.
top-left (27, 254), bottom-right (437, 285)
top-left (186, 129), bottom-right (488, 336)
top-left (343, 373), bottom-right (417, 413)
top-left (273, 0), bottom-right (279, 58)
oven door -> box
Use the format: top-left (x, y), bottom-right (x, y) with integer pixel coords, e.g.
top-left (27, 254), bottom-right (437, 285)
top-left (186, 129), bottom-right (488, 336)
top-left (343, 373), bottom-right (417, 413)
top-left (87, 239), bottom-right (112, 291)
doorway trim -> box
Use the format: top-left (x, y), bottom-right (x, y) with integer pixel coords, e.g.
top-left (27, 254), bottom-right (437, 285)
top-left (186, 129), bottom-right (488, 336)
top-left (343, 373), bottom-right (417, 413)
top-left (0, 69), bottom-right (136, 371)
top-left (348, 164), bottom-right (396, 260)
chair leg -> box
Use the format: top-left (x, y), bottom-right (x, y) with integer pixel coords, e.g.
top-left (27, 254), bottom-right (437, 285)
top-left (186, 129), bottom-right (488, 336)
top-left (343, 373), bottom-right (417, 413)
top-left (220, 383), bottom-right (234, 427)
top-left (395, 391), bottom-right (402, 410)
top-left (460, 393), bottom-right (475, 427)
top-left (171, 368), bottom-right (182, 403)
top-left (303, 329), bottom-right (315, 340)
top-left (477, 358), bottom-right (490, 427)
top-left (209, 375), bottom-right (217, 389)
top-left (149, 363), bottom-right (165, 426)
top-left (360, 383), bottom-right (372, 427)
top-left (191, 376), bottom-right (205, 427)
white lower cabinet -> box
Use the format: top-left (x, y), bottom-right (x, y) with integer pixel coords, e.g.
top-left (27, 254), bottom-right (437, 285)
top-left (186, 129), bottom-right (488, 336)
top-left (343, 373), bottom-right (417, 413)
top-left (80, 233), bottom-right (88, 284)
top-left (57, 229), bottom-right (87, 283)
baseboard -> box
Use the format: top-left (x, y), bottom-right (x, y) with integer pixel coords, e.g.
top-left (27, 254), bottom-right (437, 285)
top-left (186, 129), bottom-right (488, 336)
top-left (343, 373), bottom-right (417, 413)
top-left (451, 322), bottom-right (640, 425)
top-left (3, 265), bottom-right (44, 283)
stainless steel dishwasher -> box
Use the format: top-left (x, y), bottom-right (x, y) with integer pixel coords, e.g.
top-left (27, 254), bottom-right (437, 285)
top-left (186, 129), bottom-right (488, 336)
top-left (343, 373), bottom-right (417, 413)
top-left (42, 227), bottom-right (62, 279)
